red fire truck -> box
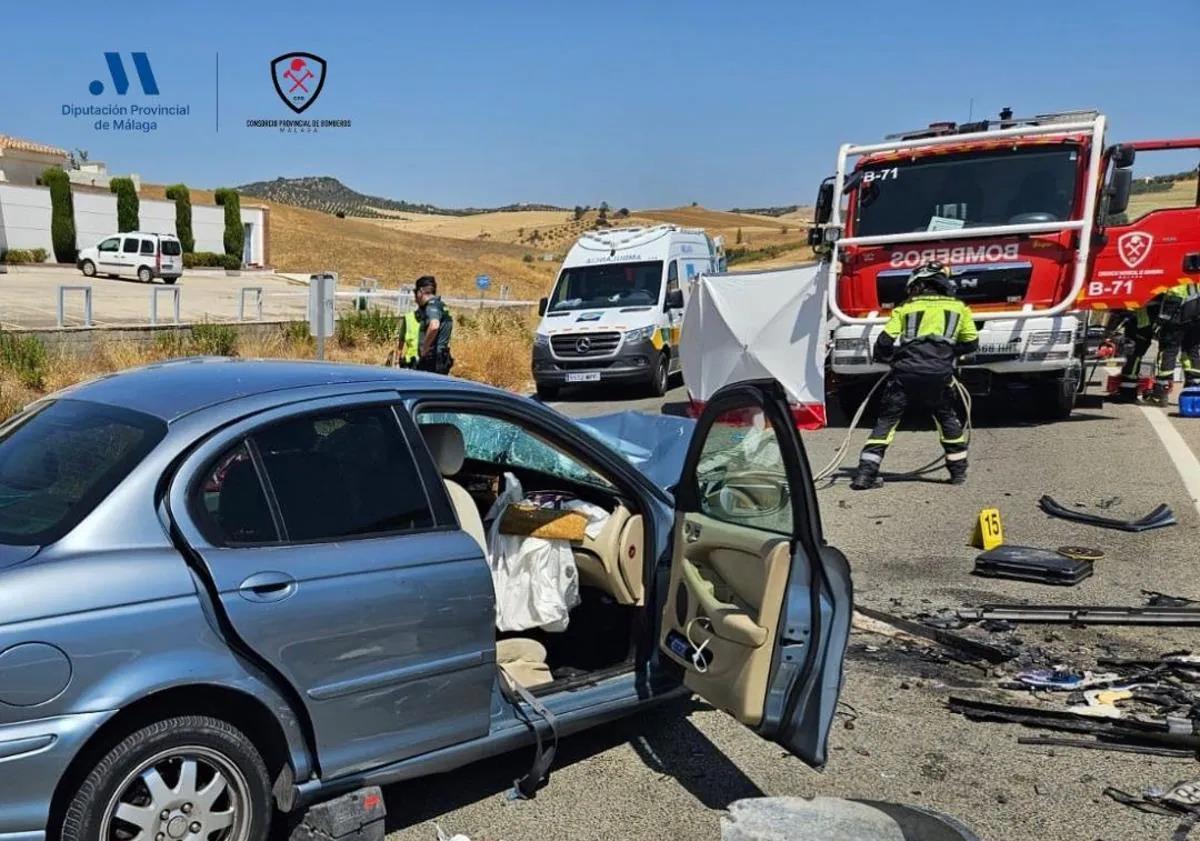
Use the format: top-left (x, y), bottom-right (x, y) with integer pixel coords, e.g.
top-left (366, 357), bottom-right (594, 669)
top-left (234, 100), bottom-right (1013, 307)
top-left (810, 109), bottom-right (1200, 418)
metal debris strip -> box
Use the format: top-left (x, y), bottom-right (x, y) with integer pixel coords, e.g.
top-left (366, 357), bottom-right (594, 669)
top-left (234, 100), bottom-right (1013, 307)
top-left (957, 605), bottom-right (1200, 626)
top-left (853, 606), bottom-right (1016, 665)
top-left (1018, 735), bottom-right (1196, 759)
top-left (1037, 495), bottom-right (1177, 532)
top-left (1105, 782), bottom-right (1200, 841)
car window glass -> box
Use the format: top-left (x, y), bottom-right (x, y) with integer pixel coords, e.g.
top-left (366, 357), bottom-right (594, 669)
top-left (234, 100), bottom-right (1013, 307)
top-left (420, 411), bottom-right (613, 489)
top-left (122, 237), bottom-right (139, 253)
top-left (161, 239), bottom-right (182, 256)
top-left (140, 239), bottom-right (155, 255)
top-left (694, 406), bottom-right (792, 535)
top-left (98, 237), bottom-right (119, 252)
top-left (667, 260), bottom-right (679, 294)
top-left (197, 441), bottom-right (278, 545)
top-left (252, 406), bottom-right (433, 542)
top-left (0, 400), bottom-right (165, 546)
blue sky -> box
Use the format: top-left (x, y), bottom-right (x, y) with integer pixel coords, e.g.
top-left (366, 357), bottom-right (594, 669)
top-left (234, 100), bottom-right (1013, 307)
top-left (6, 0), bottom-right (1198, 209)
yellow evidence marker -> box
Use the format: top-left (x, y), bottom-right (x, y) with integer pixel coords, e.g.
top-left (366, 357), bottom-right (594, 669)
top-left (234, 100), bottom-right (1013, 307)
top-left (969, 507), bottom-right (1004, 551)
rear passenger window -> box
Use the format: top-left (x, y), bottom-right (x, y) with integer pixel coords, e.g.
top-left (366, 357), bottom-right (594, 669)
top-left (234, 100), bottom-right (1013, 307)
top-left (252, 406), bottom-right (433, 542)
top-left (122, 238), bottom-right (139, 253)
top-left (199, 442), bottom-right (278, 545)
top-left (140, 239), bottom-right (155, 255)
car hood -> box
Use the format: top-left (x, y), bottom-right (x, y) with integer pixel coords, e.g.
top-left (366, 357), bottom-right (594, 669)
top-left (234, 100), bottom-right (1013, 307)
top-left (575, 411), bottom-right (695, 492)
top-left (0, 544), bottom-right (40, 569)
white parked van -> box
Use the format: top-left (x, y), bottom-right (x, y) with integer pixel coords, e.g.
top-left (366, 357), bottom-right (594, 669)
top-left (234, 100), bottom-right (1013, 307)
top-left (532, 225), bottom-right (724, 399)
top-left (77, 232), bottom-right (183, 283)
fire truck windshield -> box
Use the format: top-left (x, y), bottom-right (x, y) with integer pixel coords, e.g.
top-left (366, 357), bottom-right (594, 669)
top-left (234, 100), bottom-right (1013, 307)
top-left (853, 147), bottom-right (1080, 237)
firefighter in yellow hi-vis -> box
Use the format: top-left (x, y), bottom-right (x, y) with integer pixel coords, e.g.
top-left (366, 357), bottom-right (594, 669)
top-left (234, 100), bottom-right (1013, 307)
top-left (850, 261), bottom-right (979, 490)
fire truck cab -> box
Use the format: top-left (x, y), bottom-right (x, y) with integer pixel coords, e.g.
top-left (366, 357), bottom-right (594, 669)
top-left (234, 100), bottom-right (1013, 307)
top-left (811, 109), bottom-right (1200, 419)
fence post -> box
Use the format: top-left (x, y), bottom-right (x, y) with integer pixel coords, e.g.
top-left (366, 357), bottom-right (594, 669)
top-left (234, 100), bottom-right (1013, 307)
top-left (150, 286), bottom-right (181, 326)
top-left (238, 287), bottom-right (263, 321)
top-left (57, 286), bottom-right (93, 328)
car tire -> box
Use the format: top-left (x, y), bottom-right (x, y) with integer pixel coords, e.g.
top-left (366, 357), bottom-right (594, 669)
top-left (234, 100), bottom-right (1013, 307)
top-left (1039, 378), bottom-right (1077, 421)
top-left (535, 383), bottom-right (559, 401)
top-left (649, 353), bottom-right (670, 397)
top-left (80, 260), bottom-right (96, 278)
top-left (137, 266), bottom-right (153, 283)
top-left (62, 715), bottom-right (272, 841)
top-left (164, 277), bottom-right (178, 285)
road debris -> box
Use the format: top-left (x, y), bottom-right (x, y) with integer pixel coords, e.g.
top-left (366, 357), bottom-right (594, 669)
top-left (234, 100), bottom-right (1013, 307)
top-left (972, 544), bottom-right (1095, 585)
top-left (1019, 735), bottom-right (1196, 759)
top-left (854, 606), bottom-right (1016, 666)
top-left (720, 796), bottom-right (981, 841)
top-left (1105, 780), bottom-right (1200, 840)
top-left (1038, 495), bottom-right (1177, 531)
top-left (957, 605), bottom-right (1200, 626)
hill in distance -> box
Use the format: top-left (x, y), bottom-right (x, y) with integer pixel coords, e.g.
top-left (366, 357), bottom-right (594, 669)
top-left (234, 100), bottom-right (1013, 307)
top-left (235, 176), bottom-right (567, 218)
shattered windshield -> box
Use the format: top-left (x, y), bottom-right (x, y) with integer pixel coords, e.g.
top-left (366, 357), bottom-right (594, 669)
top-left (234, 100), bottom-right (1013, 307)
top-left (854, 147), bottom-right (1080, 236)
top-left (548, 261), bottom-right (664, 312)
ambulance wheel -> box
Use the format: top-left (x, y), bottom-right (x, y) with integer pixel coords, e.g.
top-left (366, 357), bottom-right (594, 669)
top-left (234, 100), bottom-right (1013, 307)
top-left (648, 353), bottom-right (670, 397)
top-left (535, 383), bottom-right (559, 401)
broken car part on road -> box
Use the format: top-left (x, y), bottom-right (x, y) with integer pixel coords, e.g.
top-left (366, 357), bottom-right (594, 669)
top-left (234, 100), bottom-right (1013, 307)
top-left (958, 605), bottom-right (1200, 626)
top-left (1038, 495), bottom-right (1177, 531)
top-left (854, 606), bottom-right (1016, 665)
top-left (1018, 735), bottom-right (1197, 759)
top-left (972, 544), bottom-right (1095, 585)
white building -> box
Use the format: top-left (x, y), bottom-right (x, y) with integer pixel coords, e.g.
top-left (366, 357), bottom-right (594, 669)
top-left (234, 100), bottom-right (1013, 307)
top-left (0, 135), bottom-right (69, 186)
top-left (0, 135), bottom-right (269, 266)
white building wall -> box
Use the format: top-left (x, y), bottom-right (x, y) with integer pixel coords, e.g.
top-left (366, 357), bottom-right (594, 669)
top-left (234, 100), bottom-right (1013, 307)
top-left (0, 184), bottom-right (53, 255)
top-left (192, 205), bottom-right (225, 254)
top-left (140, 199), bottom-right (177, 237)
top-left (72, 191), bottom-right (117, 250)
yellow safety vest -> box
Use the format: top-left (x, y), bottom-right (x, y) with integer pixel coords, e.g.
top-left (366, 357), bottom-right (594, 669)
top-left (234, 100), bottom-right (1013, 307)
top-left (402, 312), bottom-right (420, 363)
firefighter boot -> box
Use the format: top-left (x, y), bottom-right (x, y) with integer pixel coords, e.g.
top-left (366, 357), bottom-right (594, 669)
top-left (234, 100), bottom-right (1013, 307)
top-left (1112, 382), bottom-right (1141, 404)
top-left (1145, 382), bottom-right (1171, 407)
top-left (849, 461), bottom-right (883, 491)
top-left (947, 458), bottom-right (968, 485)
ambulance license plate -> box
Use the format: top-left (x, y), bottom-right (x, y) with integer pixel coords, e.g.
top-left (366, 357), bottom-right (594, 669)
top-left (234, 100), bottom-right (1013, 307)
top-left (566, 372), bottom-right (601, 383)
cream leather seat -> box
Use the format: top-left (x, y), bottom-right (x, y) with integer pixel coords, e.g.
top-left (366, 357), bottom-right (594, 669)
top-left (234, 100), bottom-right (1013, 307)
top-left (420, 424), bottom-right (487, 553)
top-left (496, 638), bottom-right (553, 689)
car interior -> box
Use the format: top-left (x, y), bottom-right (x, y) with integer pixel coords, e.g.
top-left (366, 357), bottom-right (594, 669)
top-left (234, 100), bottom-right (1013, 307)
top-left (416, 410), bottom-right (649, 694)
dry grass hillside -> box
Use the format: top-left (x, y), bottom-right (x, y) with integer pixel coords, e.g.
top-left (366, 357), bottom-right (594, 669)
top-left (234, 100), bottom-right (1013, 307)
top-left (142, 185), bottom-right (559, 300)
top-left (1125, 176), bottom-right (1198, 222)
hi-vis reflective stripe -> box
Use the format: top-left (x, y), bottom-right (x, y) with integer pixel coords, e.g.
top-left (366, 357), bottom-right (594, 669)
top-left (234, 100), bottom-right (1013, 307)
top-left (903, 311), bottom-right (921, 341)
top-left (943, 310), bottom-right (961, 340)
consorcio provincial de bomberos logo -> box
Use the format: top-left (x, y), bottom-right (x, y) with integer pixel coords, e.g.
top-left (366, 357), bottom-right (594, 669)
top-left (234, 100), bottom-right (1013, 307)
top-left (62, 52), bottom-right (190, 133)
top-left (246, 51), bottom-right (352, 134)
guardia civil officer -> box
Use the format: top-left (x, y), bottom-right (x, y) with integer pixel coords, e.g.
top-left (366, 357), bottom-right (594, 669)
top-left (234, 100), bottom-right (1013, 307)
top-left (414, 275), bottom-right (455, 375)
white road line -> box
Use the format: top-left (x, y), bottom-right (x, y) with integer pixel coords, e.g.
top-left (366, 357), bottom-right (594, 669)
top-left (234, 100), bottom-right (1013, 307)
top-left (1140, 405), bottom-right (1200, 516)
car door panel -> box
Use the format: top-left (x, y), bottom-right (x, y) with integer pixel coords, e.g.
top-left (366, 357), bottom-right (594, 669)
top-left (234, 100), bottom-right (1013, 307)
top-left (168, 396), bottom-right (497, 780)
top-left (657, 380), bottom-right (851, 767)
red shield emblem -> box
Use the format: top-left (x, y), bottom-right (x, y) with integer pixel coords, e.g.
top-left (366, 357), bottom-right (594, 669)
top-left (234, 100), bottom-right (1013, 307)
top-left (1117, 231), bottom-right (1153, 269)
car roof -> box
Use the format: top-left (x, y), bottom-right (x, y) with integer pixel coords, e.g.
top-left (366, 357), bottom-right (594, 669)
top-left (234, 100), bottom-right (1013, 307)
top-left (56, 357), bottom-right (486, 421)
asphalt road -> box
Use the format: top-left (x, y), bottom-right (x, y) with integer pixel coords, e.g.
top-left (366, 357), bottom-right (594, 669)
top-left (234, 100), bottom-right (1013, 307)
top-left (382, 378), bottom-right (1200, 841)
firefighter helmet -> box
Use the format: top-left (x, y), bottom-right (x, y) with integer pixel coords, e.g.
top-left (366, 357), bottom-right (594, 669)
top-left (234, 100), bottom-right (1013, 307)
top-left (906, 261), bottom-right (955, 295)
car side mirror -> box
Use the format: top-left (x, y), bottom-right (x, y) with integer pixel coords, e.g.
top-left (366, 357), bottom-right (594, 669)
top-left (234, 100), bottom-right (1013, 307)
top-left (538, 297), bottom-right (548, 316)
top-left (1106, 168), bottom-right (1133, 216)
top-left (665, 289), bottom-right (684, 311)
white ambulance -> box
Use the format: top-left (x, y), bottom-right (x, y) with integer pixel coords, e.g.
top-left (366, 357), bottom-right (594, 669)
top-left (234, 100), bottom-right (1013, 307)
top-left (532, 225), bottom-right (724, 399)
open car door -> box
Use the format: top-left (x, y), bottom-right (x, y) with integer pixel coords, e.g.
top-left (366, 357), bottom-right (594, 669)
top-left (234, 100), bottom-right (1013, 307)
top-left (659, 380), bottom-right (852, 767)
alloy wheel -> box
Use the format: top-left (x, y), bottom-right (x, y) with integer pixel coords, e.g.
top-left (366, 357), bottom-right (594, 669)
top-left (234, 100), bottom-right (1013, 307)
top-left (99, 746), bottom-right (250, 841)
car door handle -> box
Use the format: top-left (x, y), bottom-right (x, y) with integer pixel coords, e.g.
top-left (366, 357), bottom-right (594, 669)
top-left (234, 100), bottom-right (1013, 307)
top-left (237, 571), bottom-right (297, 603)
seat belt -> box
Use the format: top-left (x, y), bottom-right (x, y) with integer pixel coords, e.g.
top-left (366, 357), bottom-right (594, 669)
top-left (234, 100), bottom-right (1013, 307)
top-left (499, 669), bottom-right (559, 799)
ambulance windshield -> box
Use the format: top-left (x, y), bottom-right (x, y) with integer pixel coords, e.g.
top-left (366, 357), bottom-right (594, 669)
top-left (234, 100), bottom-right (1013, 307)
top-left (548, 261), bottom-right (664, 311)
